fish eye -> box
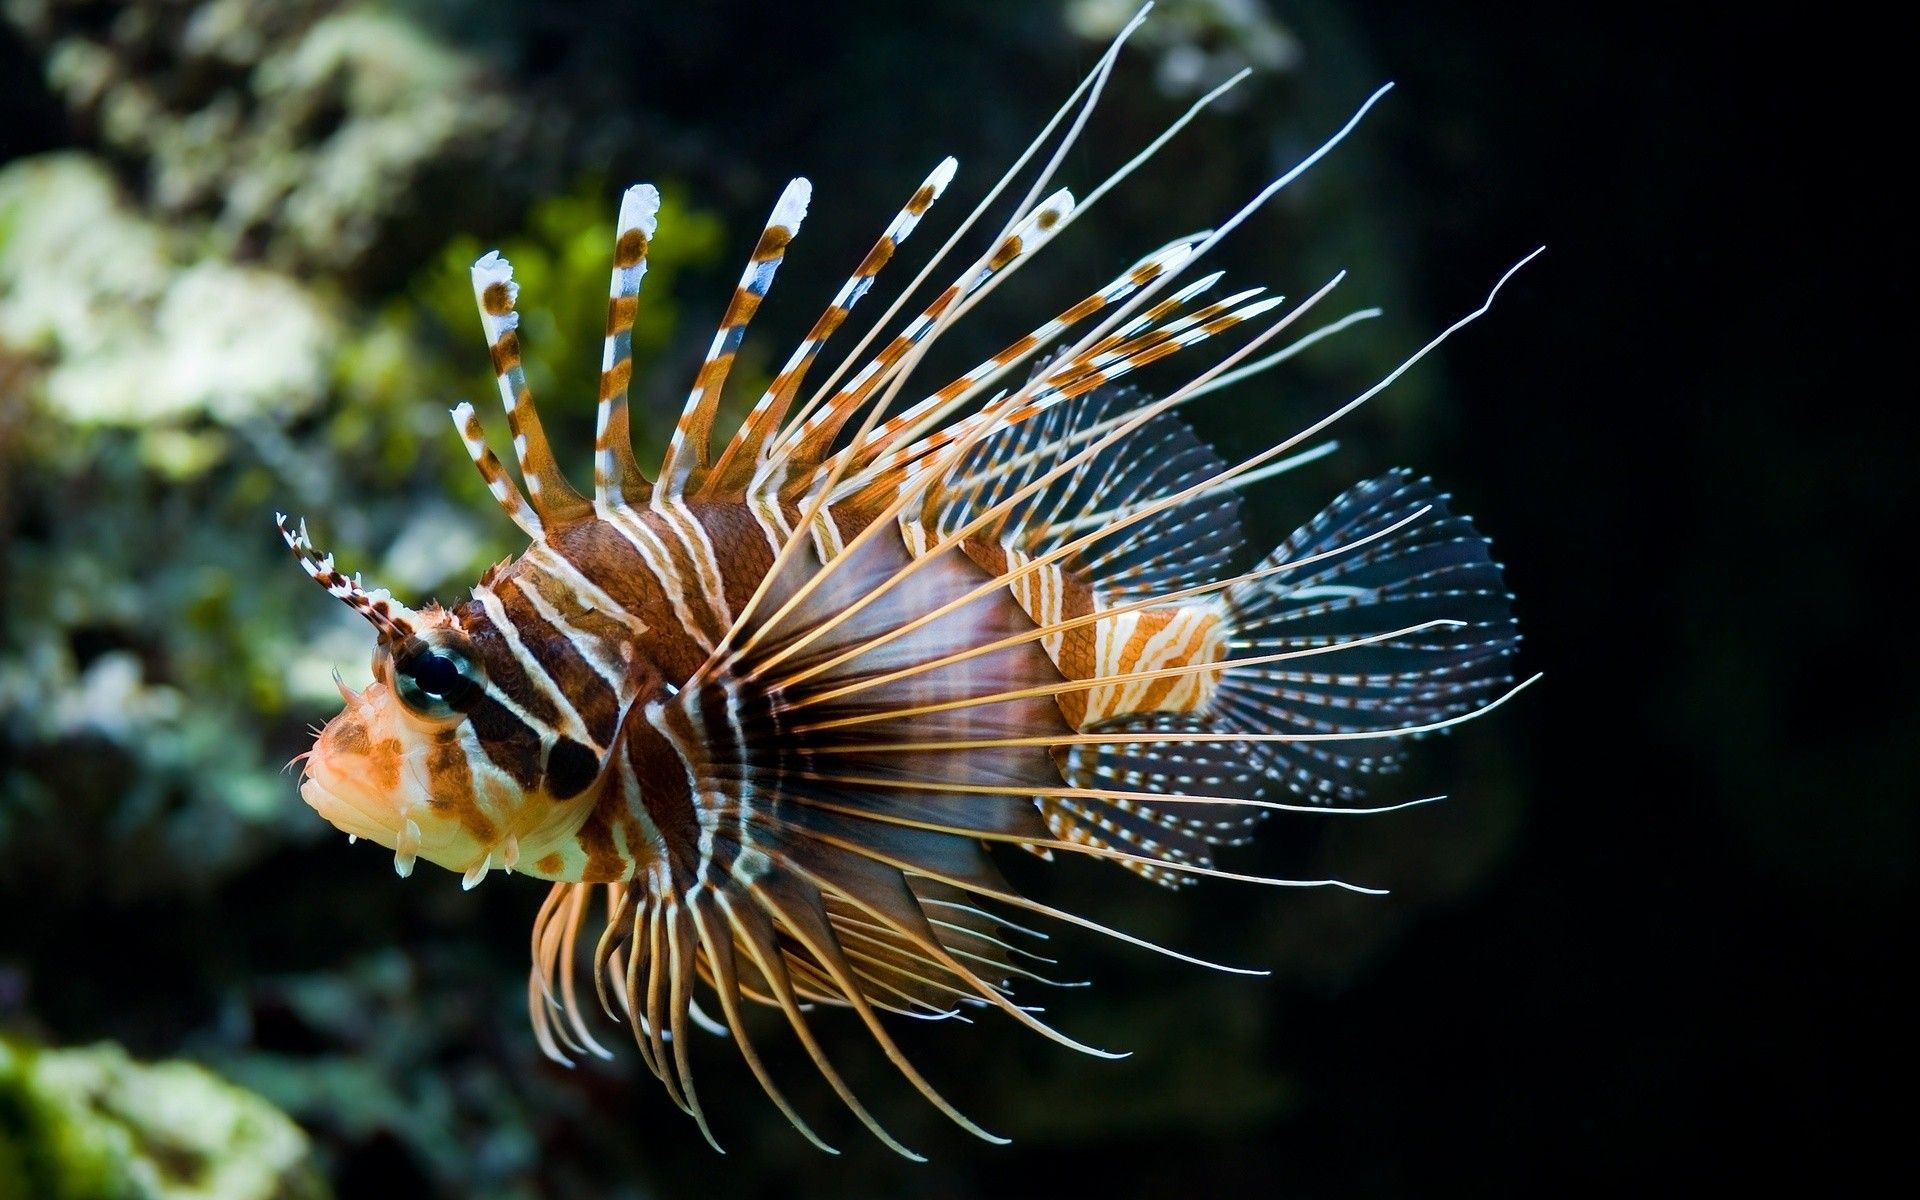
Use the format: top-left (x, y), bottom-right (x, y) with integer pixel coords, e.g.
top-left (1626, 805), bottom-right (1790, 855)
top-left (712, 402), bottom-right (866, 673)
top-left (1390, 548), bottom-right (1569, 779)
top-left (390, 631), bottom-right (484, 722)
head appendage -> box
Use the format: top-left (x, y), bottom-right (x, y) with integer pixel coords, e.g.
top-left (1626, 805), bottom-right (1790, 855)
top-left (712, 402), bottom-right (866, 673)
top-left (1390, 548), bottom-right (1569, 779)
top-left (470, 251), bottom-right (594, 527)
top-left (596, 184), bottom-right (661, 511)
top-left (275, 513), bottom-right (420, 642)
top-left (656, 178), bottom-right (812, 497)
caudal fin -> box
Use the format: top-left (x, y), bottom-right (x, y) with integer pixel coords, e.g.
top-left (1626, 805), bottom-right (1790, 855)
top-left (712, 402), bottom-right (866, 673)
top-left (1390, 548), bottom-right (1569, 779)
top-left (1217, 469), bottom-right (1520, 803)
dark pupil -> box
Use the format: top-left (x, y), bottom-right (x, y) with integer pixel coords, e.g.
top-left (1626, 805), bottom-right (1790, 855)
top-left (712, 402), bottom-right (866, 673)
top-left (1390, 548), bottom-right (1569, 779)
top-left (405, 652), bottom-right (463, 698)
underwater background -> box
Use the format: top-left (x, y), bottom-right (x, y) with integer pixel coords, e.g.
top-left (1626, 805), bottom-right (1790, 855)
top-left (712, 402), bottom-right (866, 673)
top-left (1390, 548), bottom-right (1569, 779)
top-left (0, 1), bottom-right (1902, 1196)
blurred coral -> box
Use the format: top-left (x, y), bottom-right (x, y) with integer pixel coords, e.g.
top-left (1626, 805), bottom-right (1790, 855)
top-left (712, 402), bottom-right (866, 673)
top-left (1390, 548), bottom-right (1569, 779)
top-left (0, 1035), bottom-right (328, 1200)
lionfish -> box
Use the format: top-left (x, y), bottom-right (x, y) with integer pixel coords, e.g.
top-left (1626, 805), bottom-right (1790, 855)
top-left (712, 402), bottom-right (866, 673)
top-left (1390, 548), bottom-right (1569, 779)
top-left (281, 12), bottom-right (1534, 1158)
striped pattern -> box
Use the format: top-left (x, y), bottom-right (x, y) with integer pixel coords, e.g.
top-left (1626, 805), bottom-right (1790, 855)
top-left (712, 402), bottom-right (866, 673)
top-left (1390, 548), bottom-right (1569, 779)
top-left (763, 187), bottom-right (1077, 497)
top-left (708, 157), bottom-right (958, 493)
top-left (451, 401), bottom-right (543, 539)
top-left (596, 183), bottom-right (662, 511)
top-left (275, 515), bottom-right (419, 641)
top-left (471, 252), bottom-right (593, 525)
top-left (282, 41), bottom-right (1533, 1158)
top-left (845, 271), bottom-right (1272, 506)
top-left (833, 234), bottom-right (1204, 497)
top-left (659, 178), bottom-right (812, 496)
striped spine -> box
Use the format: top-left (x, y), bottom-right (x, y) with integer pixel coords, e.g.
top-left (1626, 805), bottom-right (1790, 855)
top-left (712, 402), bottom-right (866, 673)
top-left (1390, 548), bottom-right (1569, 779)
top-left (707, 157), bottom-right (959, 492)
top-left (471, 252), bottom-right (593, 525)
top-left (597, 183), bottom-right (662, 511)
top-left (658, 178), bottom-right (812, 496)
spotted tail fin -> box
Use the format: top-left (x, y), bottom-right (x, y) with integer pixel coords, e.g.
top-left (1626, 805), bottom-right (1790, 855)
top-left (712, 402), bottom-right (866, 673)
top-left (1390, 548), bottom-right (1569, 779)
top-left (1215, 469), bottom-right (1521, 803)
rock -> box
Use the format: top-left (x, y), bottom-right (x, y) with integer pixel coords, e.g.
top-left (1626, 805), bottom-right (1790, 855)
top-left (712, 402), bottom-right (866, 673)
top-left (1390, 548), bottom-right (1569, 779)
top-left (0, 1036), bottom-right (329, 1200)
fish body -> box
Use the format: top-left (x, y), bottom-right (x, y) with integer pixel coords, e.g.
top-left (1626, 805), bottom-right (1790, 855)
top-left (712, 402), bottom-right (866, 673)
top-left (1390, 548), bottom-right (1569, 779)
top-left (282, 22), bottom-right (1529, 1156)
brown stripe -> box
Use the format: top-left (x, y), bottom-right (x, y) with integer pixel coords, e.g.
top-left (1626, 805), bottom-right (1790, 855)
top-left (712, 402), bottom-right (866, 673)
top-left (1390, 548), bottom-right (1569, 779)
top-left (605, 294), bottom-right (638, 335)
top-left (615, 227), bottom-right (650, 268)
top-left (727, 288), bottom-right (764, 323)
top-left (504, 390), bottom-right (532, 437)
top-left (751, 226), bottom-right (794, 262)
top-left (999, 333), bottom-right (1040, 361)
top-left (906, 183), bottom-right (936, 215)
top-left (490, 330), bottom-right (521, 374)
top-left (547, 521), bottom-right (707, 680)
top-left (988, 236), bottom-right (1022, 271)
top-left (500, 585), bottom-right (621, 746)
top-left (573, 780), bottom-right (630, 883)
top-left (815, 306), bottom-right (849, 339)
top-left (622, 708), bottom-right (700, 862)
top-left (1061, 370), bottom-right (1110, 399)
top-left (1129, 340), bottom-right (1190, 370)
top-left (688, 500), bottom-right (778, 617)
top-left (525, 573), bottom-right (639, 654)
top-left (1061, 294), bottom-right (1106, 323)
top-left (598, 359), bottom-right (633, 401)
top-left (465, 694), bottom-right (544, 790)
top-left (459, 605), bottom-right (563, 728)
top-left (482, 282), bottom-right (514, 315)
top-left (692, 352), bottom-right (735, 396)
top-left (426, 733), bottom-right (497, 844)
top-left (856, 238), bottom-right (896, 276)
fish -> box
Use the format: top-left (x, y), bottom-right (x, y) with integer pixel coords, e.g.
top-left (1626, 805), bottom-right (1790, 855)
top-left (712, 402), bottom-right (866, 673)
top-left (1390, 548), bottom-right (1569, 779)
top-left (279, 12), bottom-right (1534, 1158)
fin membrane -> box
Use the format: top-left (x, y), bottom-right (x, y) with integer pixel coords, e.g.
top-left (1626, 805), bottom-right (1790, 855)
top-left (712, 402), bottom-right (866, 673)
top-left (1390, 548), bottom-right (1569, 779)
top-left (1217, 468), bottom-right (1520, 803)
top-left (1052, 713), bottom-right (1269, 889)
top-left (929, 385), bottom-right (1245, 598)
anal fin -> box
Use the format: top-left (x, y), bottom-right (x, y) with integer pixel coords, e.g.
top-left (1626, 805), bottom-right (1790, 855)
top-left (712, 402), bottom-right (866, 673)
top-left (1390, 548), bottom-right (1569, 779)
top-left (1050, 713), bottom-right (1268, 889)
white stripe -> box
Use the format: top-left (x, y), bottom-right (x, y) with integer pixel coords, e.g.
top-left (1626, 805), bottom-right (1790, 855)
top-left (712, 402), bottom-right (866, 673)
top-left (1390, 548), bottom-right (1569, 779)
top-left (650, 495), bottom-right (733, 632)
top-left (602, 507), bottom-right (715, 651)
top-left (476, 587), bottom-right (596, 750)
top-left (510, 576), bottom-right (625, 697)
top-left (524, 543), bottom-right (646, 635)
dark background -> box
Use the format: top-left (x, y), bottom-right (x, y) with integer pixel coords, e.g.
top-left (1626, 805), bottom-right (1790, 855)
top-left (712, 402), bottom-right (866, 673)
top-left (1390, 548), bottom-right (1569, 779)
top-left (1255, 4), bottom-right (1906, 1190)
top-left (1, 1), bottom-right (1905, 1195)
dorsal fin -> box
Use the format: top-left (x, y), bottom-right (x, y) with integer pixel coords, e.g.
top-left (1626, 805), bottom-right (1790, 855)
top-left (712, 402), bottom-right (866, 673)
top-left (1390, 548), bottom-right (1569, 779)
top-left (656, 178), bottom-right (812, 498)
top-left (595, 183), bottom-right (661, 510)
top-left (827, 238), bottom-right (1205, 506)
top-left (763, 188), bottom-right (1076, 499)
top-left (470, 252), bottom-right (594, 527)
top-left (928, 387), bottom-right (1245, 598)
top-left (704, 158), bottom-right (958, 495)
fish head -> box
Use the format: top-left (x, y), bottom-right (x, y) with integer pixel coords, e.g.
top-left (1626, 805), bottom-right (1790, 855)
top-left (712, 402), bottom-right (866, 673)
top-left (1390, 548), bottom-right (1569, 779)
top-left (282, 519), bottom-right (616, 886)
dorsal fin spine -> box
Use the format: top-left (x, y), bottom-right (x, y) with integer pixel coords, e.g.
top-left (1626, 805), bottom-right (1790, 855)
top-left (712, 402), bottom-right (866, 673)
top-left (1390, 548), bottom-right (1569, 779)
top-left (470, 251), bottom-right (593, 526)
top-left (596, 183), bottom-right (662, 512)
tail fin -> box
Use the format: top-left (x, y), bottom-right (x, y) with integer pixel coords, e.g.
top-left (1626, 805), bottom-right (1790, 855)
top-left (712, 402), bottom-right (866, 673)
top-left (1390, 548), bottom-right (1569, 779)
top-left (1217, 469), bottom-right (1520, 803)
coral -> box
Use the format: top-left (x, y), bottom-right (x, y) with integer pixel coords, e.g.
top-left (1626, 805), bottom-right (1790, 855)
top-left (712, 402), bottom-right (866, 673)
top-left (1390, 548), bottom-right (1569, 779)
top-left (0, 1036), bottom-right (328, 1200)
top-left (4, 0), bottom-right (522, 283)
top-left (0, 154), bottom-right (335, 430)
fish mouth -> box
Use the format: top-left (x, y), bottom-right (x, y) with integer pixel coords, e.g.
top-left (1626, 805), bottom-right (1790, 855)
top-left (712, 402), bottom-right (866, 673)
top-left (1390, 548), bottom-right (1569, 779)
top-left (299, 771), bottom-right (398, 849)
